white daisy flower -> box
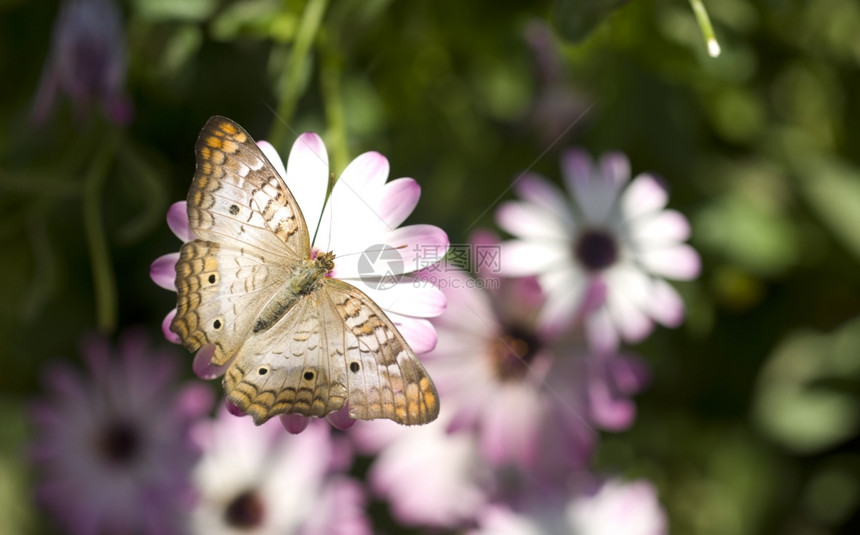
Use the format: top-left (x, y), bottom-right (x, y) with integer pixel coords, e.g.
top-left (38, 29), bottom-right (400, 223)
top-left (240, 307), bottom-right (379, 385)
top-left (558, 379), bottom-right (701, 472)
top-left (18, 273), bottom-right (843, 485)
top-left (151, 131), bottom-right (449, 429)
top-left (497, 149), bottom-right (700, 352)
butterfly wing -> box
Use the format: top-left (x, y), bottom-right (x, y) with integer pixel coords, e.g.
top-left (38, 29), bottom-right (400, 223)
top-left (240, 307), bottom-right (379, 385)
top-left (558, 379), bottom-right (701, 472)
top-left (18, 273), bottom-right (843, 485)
top-left (325, 278), bottom-right (439, 425)
top-left (222, 290), bottom-right (349, 423)
top-left (221, 279), bottom-right (439, 426)
top-left (172, 116), bottom-right (310, 366)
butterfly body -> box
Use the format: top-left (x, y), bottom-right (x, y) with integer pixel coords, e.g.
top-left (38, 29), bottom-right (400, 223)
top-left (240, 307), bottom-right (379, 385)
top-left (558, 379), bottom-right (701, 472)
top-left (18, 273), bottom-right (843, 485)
top-left (171, 117), bottom-right (439, 426)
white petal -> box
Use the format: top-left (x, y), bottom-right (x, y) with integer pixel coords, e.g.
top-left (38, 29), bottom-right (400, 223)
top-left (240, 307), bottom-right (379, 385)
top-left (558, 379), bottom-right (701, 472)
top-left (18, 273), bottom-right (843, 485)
top-left (562, 149), bottom-right (621, 224)
top-left (353, 279), bottom-right (446, 319)
top-left (639, 244), bottom-right (701, 280)
top-left (282, 134), bottom-right (329, 232)
top-left (535, 266), bottom-right (587, 333)
top-left (496, 201), bottom-right (569, 241)
top-left (645, 278), bottom-right (685, 327)
top-left (605, 287), bottom-right (654, 343)
top-left (513, 174), bottom-right (574, 227)
top-left (630, 209), bottom-right (691, 246)
top-left (497, 240), bottom-right (568, 277)
top-left (621, 173), bottom-right (668, 220)
top-left (315, 156), bottom-right (394, 253)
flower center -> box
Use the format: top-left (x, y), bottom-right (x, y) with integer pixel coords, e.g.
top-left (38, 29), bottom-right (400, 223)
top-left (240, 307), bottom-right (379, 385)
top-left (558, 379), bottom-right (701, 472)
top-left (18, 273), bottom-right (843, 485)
top-left (97, 419), bottom-right (141, 465)
top-left (574, 228), bottom-right (618, 271)
top-left (224, 489), bottom-right (266, 529)
top-left (489, 325), bottom-right (541, 381)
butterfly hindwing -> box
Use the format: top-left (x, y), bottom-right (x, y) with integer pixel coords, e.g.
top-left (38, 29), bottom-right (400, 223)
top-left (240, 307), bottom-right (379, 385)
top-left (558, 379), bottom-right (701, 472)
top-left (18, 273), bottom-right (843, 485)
top-left (172, 240), bottom-right (293, 365)
top-left (325, 279), bottom-right (440, 425)
top-left (222, 291), bottom-right (349, 423)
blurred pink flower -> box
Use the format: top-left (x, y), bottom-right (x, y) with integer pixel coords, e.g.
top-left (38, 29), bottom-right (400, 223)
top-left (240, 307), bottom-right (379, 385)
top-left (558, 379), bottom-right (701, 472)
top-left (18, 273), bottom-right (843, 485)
top-left (471, 478), bottom-right (667, 535)
top-left (151, 131), bottom-right (447, 431)
top-left (497, 149), bottom-right (700, 352)
top-left (189, 406), bottom-right (370, 535)
top-left (350, 407), bottom-right (493, 529)
top-left (30, 329), bottom-right (213, 535)
top-left (422, 232), bottom-right (649, 475)
top-left (32, 0), bottom-right (132, 125)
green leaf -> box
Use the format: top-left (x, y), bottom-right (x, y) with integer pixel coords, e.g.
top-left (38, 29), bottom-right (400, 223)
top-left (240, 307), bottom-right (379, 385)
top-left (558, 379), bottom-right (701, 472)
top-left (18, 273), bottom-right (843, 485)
top-left (753, 318), bottom-right (860, 454)
top-left (132, 0), bottom-right (217, 22)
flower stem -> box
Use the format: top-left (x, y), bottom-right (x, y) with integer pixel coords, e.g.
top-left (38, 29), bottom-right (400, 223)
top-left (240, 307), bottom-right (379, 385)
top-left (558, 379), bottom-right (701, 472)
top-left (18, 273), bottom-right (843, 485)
top-left (268, 0), bottom-right (329, 149)
top-left (689, 0), bottom-right (720, 57)
top-left (83, 133), bottom-right (119, 333)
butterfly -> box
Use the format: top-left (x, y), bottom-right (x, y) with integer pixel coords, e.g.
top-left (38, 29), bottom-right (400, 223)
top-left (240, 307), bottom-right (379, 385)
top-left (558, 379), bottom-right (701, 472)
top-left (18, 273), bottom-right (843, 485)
top-left (170, 116), bottom-right (439, 425)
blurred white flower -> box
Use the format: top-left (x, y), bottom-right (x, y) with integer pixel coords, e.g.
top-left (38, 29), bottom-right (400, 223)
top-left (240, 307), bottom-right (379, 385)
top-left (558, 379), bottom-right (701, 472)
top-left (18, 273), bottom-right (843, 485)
top-left (189, 407), bottom-right (370, 535)
top-left (497, 149), bottom-right (700, 352)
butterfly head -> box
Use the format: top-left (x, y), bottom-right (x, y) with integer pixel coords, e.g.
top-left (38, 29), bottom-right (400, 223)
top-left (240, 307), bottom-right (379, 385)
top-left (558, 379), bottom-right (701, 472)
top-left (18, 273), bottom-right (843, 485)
top-left (314, 251), bottom-right (336, 275)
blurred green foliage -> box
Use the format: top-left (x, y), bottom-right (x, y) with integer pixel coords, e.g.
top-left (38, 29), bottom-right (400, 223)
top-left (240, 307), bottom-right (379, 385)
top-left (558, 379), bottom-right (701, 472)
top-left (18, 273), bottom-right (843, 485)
top-left (2, 0), bottom-right (860, 533)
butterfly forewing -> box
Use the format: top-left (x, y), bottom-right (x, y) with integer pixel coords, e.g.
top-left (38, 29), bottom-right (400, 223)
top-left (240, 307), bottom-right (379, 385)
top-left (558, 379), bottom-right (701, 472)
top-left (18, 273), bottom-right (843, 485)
top-left (172, 116), bottom-right (440, 425)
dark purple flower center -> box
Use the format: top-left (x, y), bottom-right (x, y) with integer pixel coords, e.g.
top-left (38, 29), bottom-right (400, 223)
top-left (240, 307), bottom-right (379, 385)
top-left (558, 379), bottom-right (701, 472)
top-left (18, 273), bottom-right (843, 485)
top-left (489, 325), bottom-right (541, 381)
top-left (97, 419), bottom-right (141, 465)
top-left (574, 228), bottom-right (618, 271)
top-left (225, 489), bottom-right (266, 529)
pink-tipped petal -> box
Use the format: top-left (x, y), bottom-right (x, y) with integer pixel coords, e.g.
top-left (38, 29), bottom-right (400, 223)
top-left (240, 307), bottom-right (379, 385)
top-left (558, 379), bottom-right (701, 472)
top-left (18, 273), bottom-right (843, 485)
top-left (326, 405), bottom-right (357, 430)
top-left (382, 224), bottom-right (450, 274)
top-left (379, 178), bottom-right (420, 228)
top-left (646, 278), bottom-right (685, 327)
top-left (161, 309), bottom-right (181, 344)
top-left (150, 253), bottom-right (179, 291)
top-left (280, 414), bottom-right (311, 434)
top-left (225, 398), bottom-right (247, 417)
top-left (495, 201), bottom-right (569, 241)
top-left (640, 244), bottom-right (701, 280)
top-left (166, 201), bottom-right (193, 242)
top-left (589, 379), bottom-right (636, 431)
top-left (513, 174), bottom-right (572, 225)
top-left (598, 151), bottom-right (631, 188)
top-left (283, 133), bottom-right (329, 229)
top-left (339, 151), bottom-right (390, 191)
top-left (561, 148), bottom-right (594, 192)
top-left (192, 345), bottom-right (229, 379)
top-left (389, 315), bottom-right (437, 354)
top-left (621, 173), bottom-right (669, 219)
